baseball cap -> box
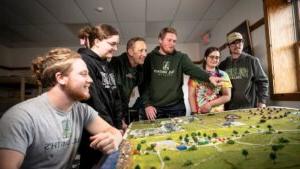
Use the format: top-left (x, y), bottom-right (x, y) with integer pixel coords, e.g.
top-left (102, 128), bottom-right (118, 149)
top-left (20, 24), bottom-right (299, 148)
top-left (227, 32), bottom-right (243, 44)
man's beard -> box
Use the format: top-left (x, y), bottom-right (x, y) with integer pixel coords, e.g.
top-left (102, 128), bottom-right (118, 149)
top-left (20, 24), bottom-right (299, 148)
top-left (64, 84), bottom-right (90, 101)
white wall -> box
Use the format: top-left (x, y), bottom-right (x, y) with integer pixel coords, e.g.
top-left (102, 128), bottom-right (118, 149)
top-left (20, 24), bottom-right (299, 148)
top-left (0, 42), bottom-right (199, 114)
top-left (202, 0), bottom-right (299, 108)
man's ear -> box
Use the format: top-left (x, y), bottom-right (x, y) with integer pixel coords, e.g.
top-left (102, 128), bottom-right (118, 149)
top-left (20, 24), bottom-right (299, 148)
top-left (128, 48), bottom-right (134, 56)
top-left (158, 38), bottom-right (162, 44)
top-left (55, 72), bottom-right (67, 85)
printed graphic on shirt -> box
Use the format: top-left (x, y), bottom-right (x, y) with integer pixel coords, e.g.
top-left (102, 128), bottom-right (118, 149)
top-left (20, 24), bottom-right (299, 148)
top-left (100, 72), bottom-right (117, 89)
top-left (225, 67), bottom-right (248, 80)
top-left (43, 119), bottom-right (79, 151)
top-left (153, 61), bottom-right (175, 77)
top-left (44, 138), bottom-right (80, 151)
top-left (189, 71), bottom-right (232, 112)
top-left (62, 119), bottom-right (71, 139)
top-left (162, 61), bottom-right (170, 71)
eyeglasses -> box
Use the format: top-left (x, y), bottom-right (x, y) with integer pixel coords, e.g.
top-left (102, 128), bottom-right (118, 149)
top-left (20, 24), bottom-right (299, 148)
top-left (106, 41), bottom-right (118, 47)
top-left (207, 55), bottom-right (220, 60)
top-left (229, 39), bottom-right (243, 45)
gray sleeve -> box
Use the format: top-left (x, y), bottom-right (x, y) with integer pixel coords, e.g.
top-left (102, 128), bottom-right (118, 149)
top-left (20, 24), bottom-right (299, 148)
top-left (0, 107), bottom-right (34, 155)
top-left (81, 103), bottom-right (98, 127)
top-left (253, 57), bottom-right (269, 103)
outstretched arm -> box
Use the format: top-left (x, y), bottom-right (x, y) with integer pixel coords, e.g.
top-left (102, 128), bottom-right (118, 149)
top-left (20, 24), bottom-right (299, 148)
top-left (188, 80), bottom-right (197, 114)
top-left (0, 149), bottom-right (24, 169)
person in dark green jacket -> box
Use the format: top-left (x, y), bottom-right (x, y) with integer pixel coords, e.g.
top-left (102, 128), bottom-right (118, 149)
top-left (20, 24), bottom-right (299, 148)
top-left (140, 27), bottom-right (223, 121)
top-left (219, 32), bottom-right (269, 110)
top-left (110, 37), bottom-right (147, 125)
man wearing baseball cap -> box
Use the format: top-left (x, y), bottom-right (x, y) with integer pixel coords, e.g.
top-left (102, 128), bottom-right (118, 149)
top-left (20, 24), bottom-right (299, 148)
top-left (219, 32), bottom-right (269, 110)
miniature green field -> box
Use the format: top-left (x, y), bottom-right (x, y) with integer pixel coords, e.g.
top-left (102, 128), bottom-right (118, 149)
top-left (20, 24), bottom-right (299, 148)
top-left (124, 107), bottom-right (300, 169)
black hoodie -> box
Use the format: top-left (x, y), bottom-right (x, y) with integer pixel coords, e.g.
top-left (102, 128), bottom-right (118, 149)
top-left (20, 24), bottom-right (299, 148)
top-left (78, 48), bottom-right (123, 169)
top-left (110, 52), bottom-right (143, 116)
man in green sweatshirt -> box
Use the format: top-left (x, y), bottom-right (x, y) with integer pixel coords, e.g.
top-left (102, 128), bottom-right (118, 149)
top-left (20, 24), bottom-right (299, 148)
top-left (219, 32), bottom-right (269, 110)
top-left (140, 27), bottom-right (223, 121)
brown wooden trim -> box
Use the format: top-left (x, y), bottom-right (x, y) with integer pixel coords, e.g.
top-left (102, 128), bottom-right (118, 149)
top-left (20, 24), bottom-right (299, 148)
top-left (0, 65), bottom-right (30, 70)
top-left (263, 0), bottom-right (275, 99)
top-left (219, 43), bottom-right (227, 51)
top-left (219, 18), bottom-right (265, 51)
top-left (295, 41), bottom-right (300, 90)
top-left (250, 18), bottom-right (265, 32)
top-left (271, 93), bottom-right (300, 101)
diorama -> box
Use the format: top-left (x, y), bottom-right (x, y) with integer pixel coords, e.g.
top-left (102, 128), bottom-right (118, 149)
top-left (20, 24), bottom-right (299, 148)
top-left (117, 107), bottom-right (300, 169)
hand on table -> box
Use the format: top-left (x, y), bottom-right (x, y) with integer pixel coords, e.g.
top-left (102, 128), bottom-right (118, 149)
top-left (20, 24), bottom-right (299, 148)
top-left (145, 106), bottom-right (157, 121)
top-left (89, 132), bottom-right (120, 154)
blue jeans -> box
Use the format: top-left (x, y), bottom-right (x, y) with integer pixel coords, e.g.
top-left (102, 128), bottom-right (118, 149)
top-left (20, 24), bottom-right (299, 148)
top-left (96, 151), bottom-right (119, 169)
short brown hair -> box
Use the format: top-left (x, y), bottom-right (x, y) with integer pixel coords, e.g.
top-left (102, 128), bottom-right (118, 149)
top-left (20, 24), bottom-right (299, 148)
top-left (158, 27), bottom-right (177, 39)
top-left (78, 24), bottom-right (119, 47)
top-left (126, 37), bottom-right (146, 51)
top-left (31, 48), bottom-right (80, 88)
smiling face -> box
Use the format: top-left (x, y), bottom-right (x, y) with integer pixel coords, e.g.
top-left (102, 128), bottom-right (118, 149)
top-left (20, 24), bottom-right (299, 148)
top-left (128, 40), bottom-right (147, 67)
top-left (94, 35), bottom-right (120, 59)
top-left (205, 50), bottom-right (221, 69)
top-left (228, 39), bottom-right (244, 58)
top-left (63, 58), bottom-right (93, 101)
top-left (159, 33), bottom-right (177, 55)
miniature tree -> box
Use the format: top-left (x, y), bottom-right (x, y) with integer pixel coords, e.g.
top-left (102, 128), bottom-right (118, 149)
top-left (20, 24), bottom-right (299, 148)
top-left (233, 130), bottom-right (239, 136)
top-left (163, 156), bottom-right (171, 161)
top-left (272, 144), bottom-right (284, 152)
top-left (269, 152), bottom-right (277, 164)
top-left (278, 137), bottom-right (289, 144)
top-left (242, 149), bottom-right (249, 159)
top-left (227, 140), bottom-right (235, 144)
top-left (192, 136), bottom-right (198, 143)
top-left (197, 132), bottom-right (201, 136)
top-left (267, 124), bottom-right (273, 132)
top-left (207, 136), bottom-right (211, 140)
top-left (189, 145), bottom-right (197, 151)
top-left (150, 143), bottom-right (156, 150)
top-left (179, 135), bottom-right (183, 140)
top-left (260, 119), bottom-right (266, 123)
top-left (244, 130), bottom-right (250, 134)
top-left (212, 132), bottom-right (218, 138)
top-left (184, 137), bottom-right (189, 143)
top-left (136, 144), bottom-right (142, 151)
top-left (203, 133), bottom-right (207, 137)
top-left (183, 160), bottom-right (193, 167)
top-left (135, 164), bottom-right (141, 169)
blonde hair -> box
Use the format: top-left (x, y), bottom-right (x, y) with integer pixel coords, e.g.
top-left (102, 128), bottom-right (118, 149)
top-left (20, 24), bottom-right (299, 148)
top-left (31, 48), bottom-right (80, 88)
top-left (78, 24), bottom-right (119, 48)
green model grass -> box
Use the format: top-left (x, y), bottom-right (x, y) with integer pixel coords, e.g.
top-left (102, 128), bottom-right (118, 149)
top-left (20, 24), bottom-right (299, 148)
top-left (124, 107), bottom-right (300, 169)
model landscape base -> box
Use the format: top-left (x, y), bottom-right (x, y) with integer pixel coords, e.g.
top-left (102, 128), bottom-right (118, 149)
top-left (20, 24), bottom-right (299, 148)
top-left (117, 107), bottom-right (300, 169)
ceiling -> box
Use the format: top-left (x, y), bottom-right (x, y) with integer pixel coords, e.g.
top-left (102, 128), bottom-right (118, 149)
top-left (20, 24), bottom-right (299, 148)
top-left (0, 0), bottom-right (238, 48)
